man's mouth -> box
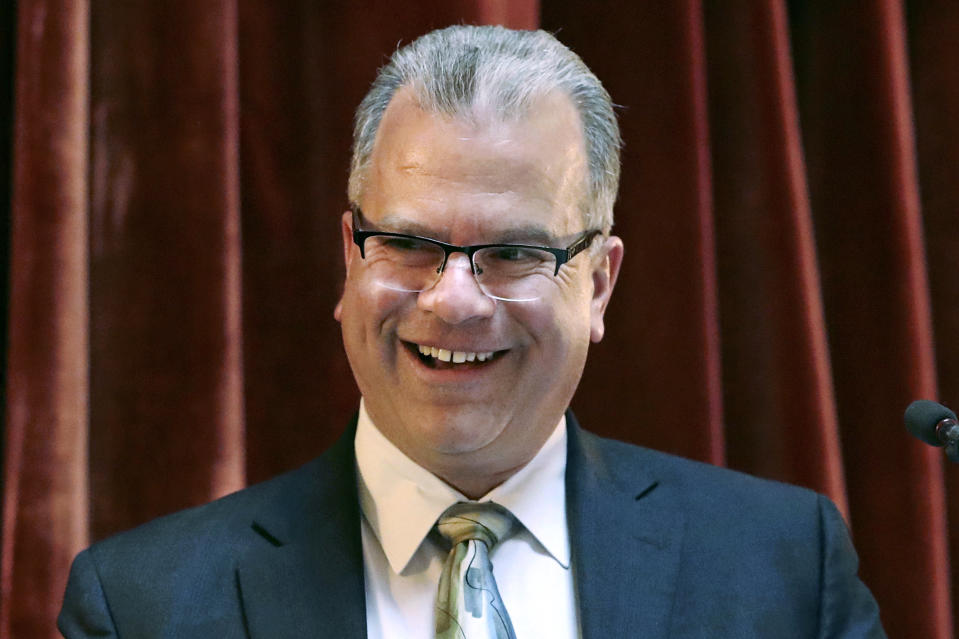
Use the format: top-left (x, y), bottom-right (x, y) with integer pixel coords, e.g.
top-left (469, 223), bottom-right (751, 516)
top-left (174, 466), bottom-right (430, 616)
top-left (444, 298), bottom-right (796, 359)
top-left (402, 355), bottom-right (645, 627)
top-left (407, 342), bottom-right (503, 369)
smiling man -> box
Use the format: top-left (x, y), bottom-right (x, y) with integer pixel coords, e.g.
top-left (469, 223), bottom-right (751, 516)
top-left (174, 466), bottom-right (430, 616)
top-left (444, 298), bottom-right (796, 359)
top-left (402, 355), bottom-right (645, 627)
top-left (337, 84), bottom-right (617, 502)
top-left (60, 25), bottom-right (885, 639)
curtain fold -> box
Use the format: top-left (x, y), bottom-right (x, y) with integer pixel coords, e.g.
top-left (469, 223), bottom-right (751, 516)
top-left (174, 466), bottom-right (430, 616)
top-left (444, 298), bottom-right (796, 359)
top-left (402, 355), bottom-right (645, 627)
top-left (789, 3), bottom-right (951, 636)
top-left (907, 0), bottom-right (959, 606)
top-left (87, 0), bottom-right (246, 542)
top-left (2, 2), bottom-right (89, 637)
top-left (703, 0), bottom-right (847, 511)
top-left (3, 1), bottom-right (956, 637)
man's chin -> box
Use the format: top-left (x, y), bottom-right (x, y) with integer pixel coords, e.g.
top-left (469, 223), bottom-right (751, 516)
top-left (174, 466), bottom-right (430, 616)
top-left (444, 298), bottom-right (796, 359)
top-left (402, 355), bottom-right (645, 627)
top-left (377, 407), bottom-right (512, 460)
top-left (412, 413), bottom-right (508, 455)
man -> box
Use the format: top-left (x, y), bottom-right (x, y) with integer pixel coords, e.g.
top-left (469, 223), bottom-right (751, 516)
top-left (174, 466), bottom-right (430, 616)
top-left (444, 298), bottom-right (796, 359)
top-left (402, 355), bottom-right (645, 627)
top-left (60, 25), bottom-right (886, 638)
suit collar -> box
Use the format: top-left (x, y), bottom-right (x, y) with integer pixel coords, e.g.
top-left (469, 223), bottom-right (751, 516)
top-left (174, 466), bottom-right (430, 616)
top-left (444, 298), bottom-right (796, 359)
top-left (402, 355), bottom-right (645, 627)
top-left (566, 411), bottom-right (684, 639)
top-left (237, 419), bottom-right (368, 639)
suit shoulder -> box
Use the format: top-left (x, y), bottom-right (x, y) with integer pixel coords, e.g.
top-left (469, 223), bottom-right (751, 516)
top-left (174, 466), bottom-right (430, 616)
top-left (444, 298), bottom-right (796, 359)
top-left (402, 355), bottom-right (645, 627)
top-left (571, 432), bottom-right (882, 636)
top-left (581, 429), bottom-right (823, 518)
top-left (63, 434), bottom-right (359, 633)
top-left (86, 456), bottom-right (324, 570)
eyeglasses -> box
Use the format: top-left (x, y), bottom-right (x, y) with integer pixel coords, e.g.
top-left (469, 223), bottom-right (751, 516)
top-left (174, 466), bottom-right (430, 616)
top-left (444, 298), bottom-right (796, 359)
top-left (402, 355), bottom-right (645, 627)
top-left (351, 208), bottom-right (602, 302)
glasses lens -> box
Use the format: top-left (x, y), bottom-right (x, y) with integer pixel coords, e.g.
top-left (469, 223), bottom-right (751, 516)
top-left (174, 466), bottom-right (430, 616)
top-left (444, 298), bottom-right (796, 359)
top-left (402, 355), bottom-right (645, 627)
top-left (363, 235), bottom-right (445, 292)
top-left (473, 246), bottom-right (556, 301)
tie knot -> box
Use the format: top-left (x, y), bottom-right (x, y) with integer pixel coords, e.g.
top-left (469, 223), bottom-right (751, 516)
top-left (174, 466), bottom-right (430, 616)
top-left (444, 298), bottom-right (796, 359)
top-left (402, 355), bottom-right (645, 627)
top-left (436, 502), bottom-right (516, 549)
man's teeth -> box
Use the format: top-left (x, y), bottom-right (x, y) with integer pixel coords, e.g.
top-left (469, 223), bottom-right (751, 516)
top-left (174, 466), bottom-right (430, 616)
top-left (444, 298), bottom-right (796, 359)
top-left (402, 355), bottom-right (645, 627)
top-left (417, 344), bottom-right (495, 363)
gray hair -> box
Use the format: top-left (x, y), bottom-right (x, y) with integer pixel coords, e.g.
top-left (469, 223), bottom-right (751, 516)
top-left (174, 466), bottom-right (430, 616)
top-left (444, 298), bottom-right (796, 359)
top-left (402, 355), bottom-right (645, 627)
top-left (348, 25), bottom-right (621, 232)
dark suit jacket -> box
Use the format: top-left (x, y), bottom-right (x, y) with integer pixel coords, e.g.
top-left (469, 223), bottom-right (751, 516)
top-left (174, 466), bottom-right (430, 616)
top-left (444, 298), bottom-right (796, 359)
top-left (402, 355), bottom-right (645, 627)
top-left (59, 413), bottom-right (886, 638)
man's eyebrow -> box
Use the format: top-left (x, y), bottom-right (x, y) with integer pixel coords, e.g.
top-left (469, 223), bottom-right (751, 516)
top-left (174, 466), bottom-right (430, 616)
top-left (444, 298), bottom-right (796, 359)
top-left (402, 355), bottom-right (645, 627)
top-left (375, 214), bottom-right (439, 238)
top-left (490, 226), bottom-right (557, 245)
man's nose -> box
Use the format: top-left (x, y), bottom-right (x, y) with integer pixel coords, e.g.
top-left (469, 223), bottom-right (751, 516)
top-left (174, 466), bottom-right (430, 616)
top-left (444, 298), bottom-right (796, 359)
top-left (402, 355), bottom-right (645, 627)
top-left (417, 253), bottom-right (496, 323)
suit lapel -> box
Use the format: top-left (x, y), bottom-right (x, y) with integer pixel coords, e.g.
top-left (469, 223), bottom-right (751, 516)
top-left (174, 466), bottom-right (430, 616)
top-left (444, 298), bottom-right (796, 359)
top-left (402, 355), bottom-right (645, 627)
top-left (567, 414), bottom-right (684, 639)
top-left (237, 423), bottom-right (368, 638)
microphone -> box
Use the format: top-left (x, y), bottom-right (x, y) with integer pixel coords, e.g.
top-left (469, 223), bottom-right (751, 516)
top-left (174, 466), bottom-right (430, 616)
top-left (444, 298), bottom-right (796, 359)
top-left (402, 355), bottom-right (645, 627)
top-left (904, 400), bottom-right (959, 463)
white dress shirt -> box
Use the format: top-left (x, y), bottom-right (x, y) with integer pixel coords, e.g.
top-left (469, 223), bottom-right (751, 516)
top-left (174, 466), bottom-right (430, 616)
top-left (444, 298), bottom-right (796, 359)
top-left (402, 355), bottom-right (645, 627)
top-left (354, 399), bottom-right (580, 639)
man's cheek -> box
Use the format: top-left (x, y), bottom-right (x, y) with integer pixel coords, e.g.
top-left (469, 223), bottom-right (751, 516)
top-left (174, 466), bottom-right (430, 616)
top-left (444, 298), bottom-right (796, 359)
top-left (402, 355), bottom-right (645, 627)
top-left (365, 292), bottom-right (405, 323)
top-left (347, 289), bottom-right (414, 345)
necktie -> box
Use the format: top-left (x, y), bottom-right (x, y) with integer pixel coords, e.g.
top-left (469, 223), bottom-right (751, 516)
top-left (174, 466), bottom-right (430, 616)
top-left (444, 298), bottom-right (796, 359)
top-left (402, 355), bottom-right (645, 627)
top-left (434, 502), bottom-right (518, 639)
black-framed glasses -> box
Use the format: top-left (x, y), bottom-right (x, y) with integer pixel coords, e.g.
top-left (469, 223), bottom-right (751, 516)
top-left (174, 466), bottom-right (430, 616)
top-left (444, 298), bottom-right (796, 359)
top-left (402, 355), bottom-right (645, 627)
top-left (351, 208), bottom-right (602, 302)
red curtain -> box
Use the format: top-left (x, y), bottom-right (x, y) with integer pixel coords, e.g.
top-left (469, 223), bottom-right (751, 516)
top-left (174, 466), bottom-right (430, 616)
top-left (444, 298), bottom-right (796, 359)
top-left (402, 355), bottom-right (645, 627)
top-left (3, 1), bottom-right (955, 637)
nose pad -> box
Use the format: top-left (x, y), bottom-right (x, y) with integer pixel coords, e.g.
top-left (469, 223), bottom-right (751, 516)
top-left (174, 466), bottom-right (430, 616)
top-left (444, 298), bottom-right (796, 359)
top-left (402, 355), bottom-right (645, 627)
top-left (429, 253), bottom-right (484, 295)
top-left (418, 253), bottom-right (496, 322)
top-left (436, 252), bottom-right (476, 277)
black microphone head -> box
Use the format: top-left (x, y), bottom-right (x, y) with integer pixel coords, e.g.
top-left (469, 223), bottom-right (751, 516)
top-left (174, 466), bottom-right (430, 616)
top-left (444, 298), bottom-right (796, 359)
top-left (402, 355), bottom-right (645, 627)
top-left (904, 400), bottom-right (958, 446)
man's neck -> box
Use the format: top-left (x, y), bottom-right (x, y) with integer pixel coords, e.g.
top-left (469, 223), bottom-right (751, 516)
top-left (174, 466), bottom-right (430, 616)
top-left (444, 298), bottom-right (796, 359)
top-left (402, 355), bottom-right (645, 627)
top-left (430, 460), bottom-right (530, 500)
top-left (357, 399), bottom-right (565, 499)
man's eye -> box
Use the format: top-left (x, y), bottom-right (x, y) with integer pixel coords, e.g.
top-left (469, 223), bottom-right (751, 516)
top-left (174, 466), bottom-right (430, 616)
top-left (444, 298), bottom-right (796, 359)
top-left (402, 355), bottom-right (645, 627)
top-left (382, 237), bottom-right (428, 252)
top-left (488, 247), bottom-right (542, 262)
top-left (491, 247), bottom-right (523, 261)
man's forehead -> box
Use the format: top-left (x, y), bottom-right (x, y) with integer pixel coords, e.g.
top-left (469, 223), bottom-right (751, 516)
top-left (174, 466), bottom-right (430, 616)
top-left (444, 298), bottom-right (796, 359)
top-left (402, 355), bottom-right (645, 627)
top-left (372, 87), bottom-right (585, 168)
top-left (362, 88), bottom-right (589, 234)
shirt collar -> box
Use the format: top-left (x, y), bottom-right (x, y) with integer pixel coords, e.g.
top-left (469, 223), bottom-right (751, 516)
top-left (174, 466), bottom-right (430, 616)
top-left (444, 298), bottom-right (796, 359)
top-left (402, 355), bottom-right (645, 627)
top-left (354, 399), bottom-right (570, 574)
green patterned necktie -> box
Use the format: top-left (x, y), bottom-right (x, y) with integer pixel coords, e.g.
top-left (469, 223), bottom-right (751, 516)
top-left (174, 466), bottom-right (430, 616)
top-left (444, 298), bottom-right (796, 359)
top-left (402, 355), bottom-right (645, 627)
top-left (434, 502), bottom-right (519, 639)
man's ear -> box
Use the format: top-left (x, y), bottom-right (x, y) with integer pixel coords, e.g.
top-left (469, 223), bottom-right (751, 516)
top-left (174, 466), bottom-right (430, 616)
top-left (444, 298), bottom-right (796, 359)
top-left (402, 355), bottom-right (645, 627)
top-left (339, 210), bottom-right (354, 269)
top-left (334, 210), bottom-right (354, 322)
top-left (590, 235), bottom-right (624, 343)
